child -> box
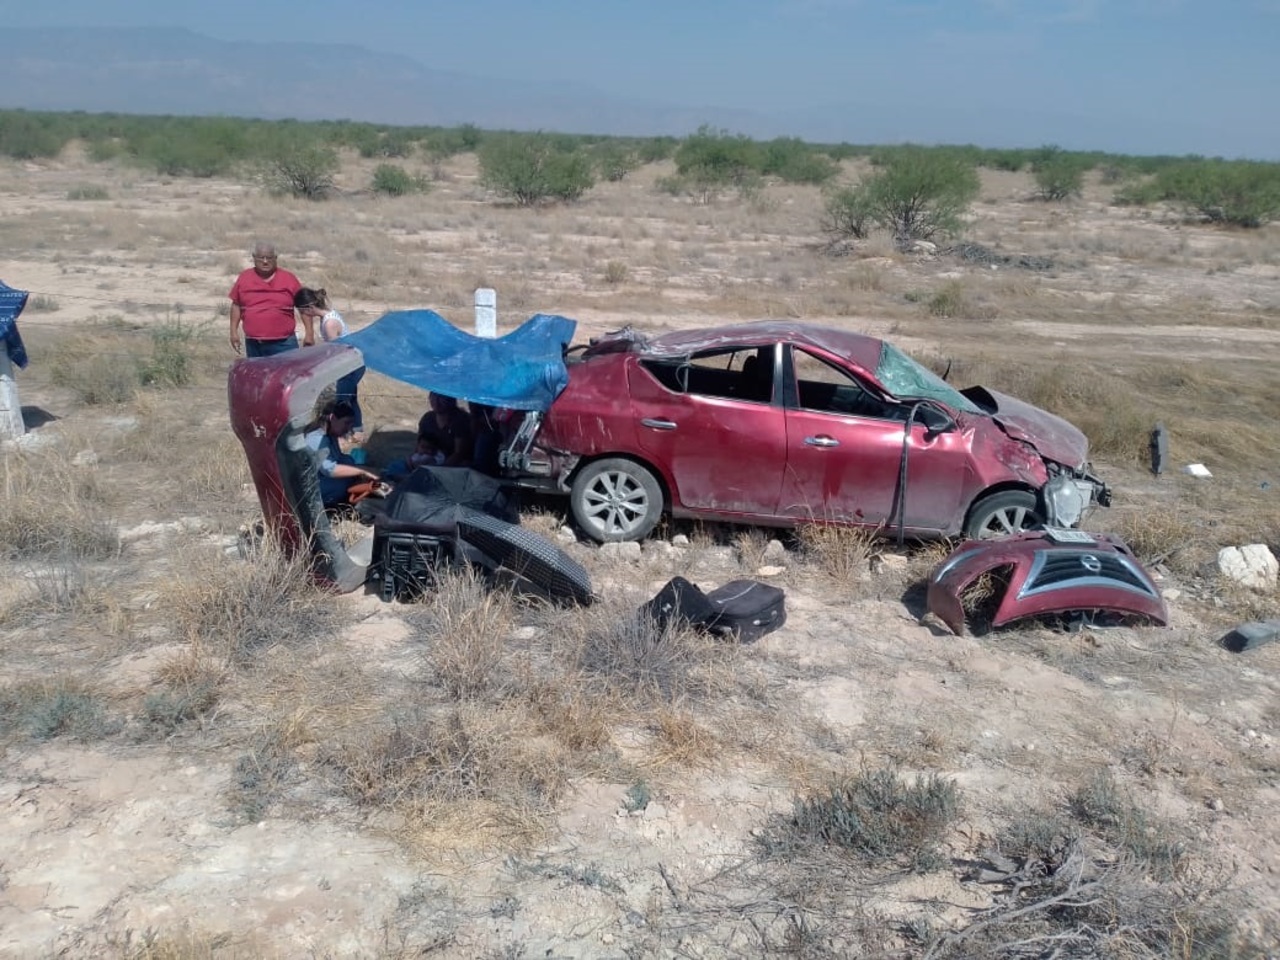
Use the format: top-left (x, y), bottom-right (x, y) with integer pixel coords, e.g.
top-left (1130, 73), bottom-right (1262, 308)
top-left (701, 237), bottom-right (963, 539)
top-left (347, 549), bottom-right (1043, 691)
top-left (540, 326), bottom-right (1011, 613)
top-left (295, 287), bottom-right (365, 441)
top-left (382, 429), bottom-right (446, 481)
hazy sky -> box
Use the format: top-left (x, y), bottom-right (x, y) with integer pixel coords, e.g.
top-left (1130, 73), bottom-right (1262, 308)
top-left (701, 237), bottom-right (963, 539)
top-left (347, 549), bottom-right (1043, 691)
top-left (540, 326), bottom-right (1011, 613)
top-left (4, 0), bottom-right (1278, 157)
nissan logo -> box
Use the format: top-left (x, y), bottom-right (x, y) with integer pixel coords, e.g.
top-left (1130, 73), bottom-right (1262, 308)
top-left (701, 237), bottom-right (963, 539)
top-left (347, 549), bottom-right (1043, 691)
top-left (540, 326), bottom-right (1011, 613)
top-left (1079, 554), bottom-right (1102, 574)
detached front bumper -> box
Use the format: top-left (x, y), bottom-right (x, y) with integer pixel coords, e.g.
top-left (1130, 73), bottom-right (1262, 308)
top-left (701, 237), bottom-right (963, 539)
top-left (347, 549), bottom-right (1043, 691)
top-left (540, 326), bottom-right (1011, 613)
top-left (927, 530), bottom-right (1167, 636)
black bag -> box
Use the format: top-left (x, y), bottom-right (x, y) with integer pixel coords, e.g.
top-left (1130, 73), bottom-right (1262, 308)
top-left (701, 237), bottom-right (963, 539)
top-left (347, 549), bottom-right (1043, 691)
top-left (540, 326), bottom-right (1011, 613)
top-left (640, 576), bottom-right (787, 643)
top-left (704, 579), bottom-right (787, 643)
top-left (640, 576), bottom-right (718, 631)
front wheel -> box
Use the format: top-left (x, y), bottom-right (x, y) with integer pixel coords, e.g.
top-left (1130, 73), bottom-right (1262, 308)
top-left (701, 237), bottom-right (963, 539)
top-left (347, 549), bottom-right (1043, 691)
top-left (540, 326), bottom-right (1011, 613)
top-left (964, 490), bottom-right (1042, 540)
top-left (570, 458), bottom-right (664, 543)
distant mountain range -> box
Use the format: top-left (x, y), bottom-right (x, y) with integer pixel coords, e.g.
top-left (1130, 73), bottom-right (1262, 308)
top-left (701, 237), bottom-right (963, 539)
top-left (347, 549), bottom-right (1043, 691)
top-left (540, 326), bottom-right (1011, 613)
top-left (0, 27), bottom-right (1245, 156)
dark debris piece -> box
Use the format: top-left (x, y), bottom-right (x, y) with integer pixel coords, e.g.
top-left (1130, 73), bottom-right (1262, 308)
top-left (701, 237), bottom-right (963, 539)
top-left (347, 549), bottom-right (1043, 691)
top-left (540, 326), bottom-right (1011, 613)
top-left (1220, 619), bottom-right (1280, 653)
top-left (947, 243), bottom-right (1054, 272)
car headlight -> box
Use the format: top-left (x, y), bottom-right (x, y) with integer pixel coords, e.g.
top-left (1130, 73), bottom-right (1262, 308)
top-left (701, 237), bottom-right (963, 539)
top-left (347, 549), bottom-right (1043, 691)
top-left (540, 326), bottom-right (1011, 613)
top-left (1043, 474), bottom-right (1087, 528)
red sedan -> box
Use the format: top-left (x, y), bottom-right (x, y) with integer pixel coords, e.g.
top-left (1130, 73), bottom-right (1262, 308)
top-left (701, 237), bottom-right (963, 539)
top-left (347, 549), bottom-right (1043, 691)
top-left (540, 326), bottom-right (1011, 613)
top-left (520, 322), bottom-right (1110, 543)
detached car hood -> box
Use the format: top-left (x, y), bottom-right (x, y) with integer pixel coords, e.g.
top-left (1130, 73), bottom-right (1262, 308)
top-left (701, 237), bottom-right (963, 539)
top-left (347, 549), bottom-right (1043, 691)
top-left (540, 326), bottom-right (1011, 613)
top-left (961, 386), bottom-right (1088, 468)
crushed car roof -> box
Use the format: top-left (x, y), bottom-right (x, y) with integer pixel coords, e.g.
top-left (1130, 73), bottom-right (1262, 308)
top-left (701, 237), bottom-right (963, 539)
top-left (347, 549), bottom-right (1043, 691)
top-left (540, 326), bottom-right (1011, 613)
top-left (638, 321), bottom-right (885, 370)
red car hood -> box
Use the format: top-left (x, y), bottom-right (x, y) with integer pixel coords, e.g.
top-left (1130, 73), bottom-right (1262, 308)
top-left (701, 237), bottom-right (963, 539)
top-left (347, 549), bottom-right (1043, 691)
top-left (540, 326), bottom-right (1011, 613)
top-left (961, 386), bottom-right (1089, 468)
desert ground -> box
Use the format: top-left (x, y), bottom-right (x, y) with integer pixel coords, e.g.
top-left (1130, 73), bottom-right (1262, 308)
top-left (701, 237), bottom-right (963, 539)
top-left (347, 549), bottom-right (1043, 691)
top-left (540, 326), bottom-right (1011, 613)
top-left (1, 146), bottom-right (1278, 959)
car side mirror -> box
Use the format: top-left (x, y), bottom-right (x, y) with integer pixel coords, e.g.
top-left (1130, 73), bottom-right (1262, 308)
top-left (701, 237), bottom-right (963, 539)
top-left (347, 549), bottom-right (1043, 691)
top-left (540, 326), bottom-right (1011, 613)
top-left (921, 407), bottom-right (956, 439)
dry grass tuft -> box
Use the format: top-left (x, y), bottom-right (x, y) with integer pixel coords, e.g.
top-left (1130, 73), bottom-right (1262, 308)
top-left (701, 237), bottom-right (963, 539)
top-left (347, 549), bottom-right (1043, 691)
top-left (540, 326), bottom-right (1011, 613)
top-left (164, 535), bottom-right (339, 667)
top-left (1111, 506), bottom-right (1202, 573)
top-left (322, 702), bottom-right (568, 847)
top-left (651, 707), bottom-right (720, 767)
top-left (0, 444), bottom-right (120, 560)
top-left (570, 593), bottom-right (736, 705)
top-left (414, 567), bottom-right (516, 698)
top-left (796, 523), bottom-right (878, 585)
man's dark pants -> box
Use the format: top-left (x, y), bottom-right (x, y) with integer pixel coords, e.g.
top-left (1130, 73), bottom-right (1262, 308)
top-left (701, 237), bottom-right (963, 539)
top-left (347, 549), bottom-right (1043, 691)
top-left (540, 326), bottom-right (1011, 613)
top-left (245, 335), bottom-right (299, 358)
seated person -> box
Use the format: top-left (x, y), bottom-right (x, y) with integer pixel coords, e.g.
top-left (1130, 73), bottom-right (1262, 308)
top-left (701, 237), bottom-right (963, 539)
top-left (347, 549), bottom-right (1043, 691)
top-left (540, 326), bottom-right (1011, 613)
top-left (304, 400), bottom-right (379, 509)
top-left (416, 392), bottom-right (472, 468)
top-left (382, 429), bottom-right (447, 481)
top-left (469, 402), bottom-right (504, 476)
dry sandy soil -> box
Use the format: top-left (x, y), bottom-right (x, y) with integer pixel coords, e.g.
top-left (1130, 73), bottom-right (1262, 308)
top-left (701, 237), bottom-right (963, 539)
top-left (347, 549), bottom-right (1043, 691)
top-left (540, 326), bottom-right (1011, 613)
top-left (1, 148), bottom-right (1278, 959)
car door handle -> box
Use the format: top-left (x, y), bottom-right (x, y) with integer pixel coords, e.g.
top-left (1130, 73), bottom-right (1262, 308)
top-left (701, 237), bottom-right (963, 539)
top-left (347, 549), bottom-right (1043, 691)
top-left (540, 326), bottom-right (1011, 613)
top-left (641, 418), bottom-right (677, 431)
top-left (804, 435), bottom-right (839, 447)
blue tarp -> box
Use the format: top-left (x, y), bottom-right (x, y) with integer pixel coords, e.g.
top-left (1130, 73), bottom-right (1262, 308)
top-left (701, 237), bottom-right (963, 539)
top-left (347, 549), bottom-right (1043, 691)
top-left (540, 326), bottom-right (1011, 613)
top-left (0, 281), bottom-right (29, 369)
top-left (343, 310), bottom-right (576, 412)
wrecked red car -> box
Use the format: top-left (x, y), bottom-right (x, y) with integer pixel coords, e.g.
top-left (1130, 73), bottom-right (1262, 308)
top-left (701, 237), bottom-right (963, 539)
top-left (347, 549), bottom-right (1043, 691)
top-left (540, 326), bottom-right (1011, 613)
top-left (509, 322), bottom-right (1110, 543)
top-left (926, 529), bottom-right (1168, 635)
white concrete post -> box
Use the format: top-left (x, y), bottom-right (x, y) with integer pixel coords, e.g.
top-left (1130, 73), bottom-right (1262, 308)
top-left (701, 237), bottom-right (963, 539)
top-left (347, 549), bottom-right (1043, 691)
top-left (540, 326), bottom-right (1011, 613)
top-left (474, 287), bottom-right (497, 339)
top-left (0, 352), bottom-right (23, 440)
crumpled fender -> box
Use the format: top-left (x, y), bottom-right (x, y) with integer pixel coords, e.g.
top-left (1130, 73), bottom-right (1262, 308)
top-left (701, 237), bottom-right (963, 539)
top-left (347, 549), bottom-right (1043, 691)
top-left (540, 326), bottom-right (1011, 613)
top-left (927, 531), bottom-right (1168, 636)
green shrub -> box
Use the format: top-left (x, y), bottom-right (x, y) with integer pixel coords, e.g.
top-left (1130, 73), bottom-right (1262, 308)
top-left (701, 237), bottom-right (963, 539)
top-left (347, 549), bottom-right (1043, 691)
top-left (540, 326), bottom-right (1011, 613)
top-left (140, 320), bottom-right (197, 387)
top-left (592, 141), bottom-right (641, 182)
top-left (864, 146), bottom-right (980, 242)
top-left (927, 280), bottom-right (967, 317)
top-left (821, 184), bottom-right (876, 240)
top-left (371, 163), bottom-right (429, 196)
top-left (1155, 159), bottom-right (1280, 227)
top-left (673, 125), bottom-right (761, 196)
top-left (260, 138), bottom-right (340, 199)
top-left (0, 110), bottom-right (68, 159)
top-left (635, 136), bottom-right (677, 164)
top-left (478, 133), bottom-right (596, 205)
top-left (355, 129), bottom-right (416, 159)
top-left (1031, 145), bottom-right (1090, 200)
top-left (86, 138), bottom-right (123, 163)
top-left (761, 137), bottom-right (838, 185)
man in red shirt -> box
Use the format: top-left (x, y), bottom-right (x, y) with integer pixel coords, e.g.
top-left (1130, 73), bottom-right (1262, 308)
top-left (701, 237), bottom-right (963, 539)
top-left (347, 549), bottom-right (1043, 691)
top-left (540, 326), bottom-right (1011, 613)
top-left (228, 242), bottom-right (311, 357)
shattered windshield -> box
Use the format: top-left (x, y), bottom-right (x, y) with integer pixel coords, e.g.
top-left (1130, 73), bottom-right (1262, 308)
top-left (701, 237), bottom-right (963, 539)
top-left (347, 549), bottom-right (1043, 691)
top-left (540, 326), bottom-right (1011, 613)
top-left (874, 343), bottom-right (981, 414)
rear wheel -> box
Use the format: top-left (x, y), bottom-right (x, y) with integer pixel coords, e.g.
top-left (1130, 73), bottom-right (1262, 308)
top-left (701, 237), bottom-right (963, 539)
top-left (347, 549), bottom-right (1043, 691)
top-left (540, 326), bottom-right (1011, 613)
top-left (964, 490), bottom-right (1042, 540)
top-left (570, 458), bottom-right (664, 543)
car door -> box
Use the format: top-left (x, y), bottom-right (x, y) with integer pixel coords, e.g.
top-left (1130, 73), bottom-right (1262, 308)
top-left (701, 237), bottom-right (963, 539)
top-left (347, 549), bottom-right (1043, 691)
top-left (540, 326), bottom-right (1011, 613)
top-left (778, 346), bottom-right (970, 532)
top-left (627, 345), bottom-right (788, 517)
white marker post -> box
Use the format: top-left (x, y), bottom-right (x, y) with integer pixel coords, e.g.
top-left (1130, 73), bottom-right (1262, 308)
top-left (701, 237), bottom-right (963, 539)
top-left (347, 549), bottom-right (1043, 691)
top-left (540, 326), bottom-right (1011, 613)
top-left (0, 352), bottom-right (22, 440)
top-left (474, 287), bottom-right (497, 339)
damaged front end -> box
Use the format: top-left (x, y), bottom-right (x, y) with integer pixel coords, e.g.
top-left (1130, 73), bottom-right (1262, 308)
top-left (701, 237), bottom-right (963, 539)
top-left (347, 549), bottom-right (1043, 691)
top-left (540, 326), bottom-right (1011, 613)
top-left (1042, 464), bottom-right (1112, 528)
top-left (926, 529), bottom-right (1167, 636)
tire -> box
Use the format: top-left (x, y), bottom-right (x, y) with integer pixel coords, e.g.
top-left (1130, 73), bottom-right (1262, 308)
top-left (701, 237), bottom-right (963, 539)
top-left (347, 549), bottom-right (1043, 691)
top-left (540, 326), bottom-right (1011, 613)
top-left (964, 489), bottom-right (1042, 540)
top-left (570, 458), bottom-right (664, 543)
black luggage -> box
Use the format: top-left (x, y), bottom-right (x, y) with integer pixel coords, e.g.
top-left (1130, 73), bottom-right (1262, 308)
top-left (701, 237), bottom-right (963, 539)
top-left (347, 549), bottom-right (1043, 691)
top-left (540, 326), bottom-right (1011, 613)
top-left (640, 577), bottom-right (786, 643)
top-left (640, 576), bottom-right (718, 631)
top-left (704, 579), bottom-right (787, 643)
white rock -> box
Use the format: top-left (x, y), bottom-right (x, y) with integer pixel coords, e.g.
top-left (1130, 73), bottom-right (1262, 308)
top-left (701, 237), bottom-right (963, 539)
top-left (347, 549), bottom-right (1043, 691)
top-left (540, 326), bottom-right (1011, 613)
top-left (671, 534), bottom-right (690, 546)
top-left (1217, 544), bottom-right (1278, 591)
top-left (756, 565), bottom-right (786, 577)
top-left (872, 553), bottom-right (909, 573)
top-left (556, 526), bottom-right (578, 544)
top-left (763, 539), bottom-right (787, 562)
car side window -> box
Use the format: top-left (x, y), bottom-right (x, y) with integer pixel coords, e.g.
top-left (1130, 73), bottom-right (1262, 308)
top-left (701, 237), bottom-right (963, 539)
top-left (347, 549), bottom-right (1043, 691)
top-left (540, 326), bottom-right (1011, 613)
top-left (791, 348), bottom-right (902, 420)
top-left (640, 347), bottom-right (773, 403)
